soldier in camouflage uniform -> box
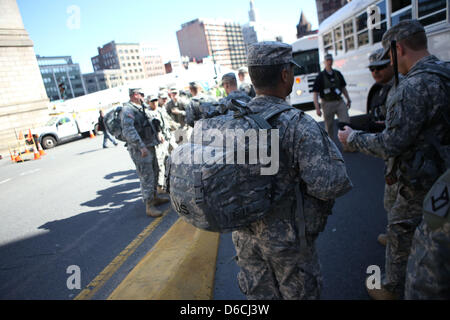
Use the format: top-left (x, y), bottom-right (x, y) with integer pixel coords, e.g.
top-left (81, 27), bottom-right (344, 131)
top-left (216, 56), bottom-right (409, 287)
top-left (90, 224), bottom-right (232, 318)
top-left (165, 87), bottom-right (190, 144)
top-left (232, 42), bottom-right (352, 300)
top-left (339, 20), bottom-right (450, 299)
top-left (165, 87), bottom-right (189, 128)
top-left (238, 66), bottom-right (256, 98)
top-left (146, 94), bottom-right (177, 194)
top-left (366, 48), bottom-right (400, 247)
top-left (121, 88), bottom-right (169, 217)
top-left (219, 72), bottom-right (252, 105)
top-left (405, 169), bottom-right (450, 299)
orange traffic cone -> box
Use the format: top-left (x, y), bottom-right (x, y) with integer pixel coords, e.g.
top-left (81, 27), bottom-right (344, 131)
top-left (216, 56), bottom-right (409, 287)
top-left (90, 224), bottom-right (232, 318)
top-left (25, 147), bottom-right (30, 154)
top-left (33, 145), bottom-right (40, 160)
top-left (37, 141), bottom-right (46, 156)
top-left (15, 151), bottom-right (23, 163)
top-left (89, 130), bottom-right (95, 138)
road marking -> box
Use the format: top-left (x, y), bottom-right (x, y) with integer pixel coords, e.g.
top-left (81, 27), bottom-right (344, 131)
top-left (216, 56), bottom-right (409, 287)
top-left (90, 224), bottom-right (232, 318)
top-left (19, 168), bottom-right (41, 176)
top-left (74, 207), bottom-right (171, 300)
top-left (0, 178), bottom-right (11, 185)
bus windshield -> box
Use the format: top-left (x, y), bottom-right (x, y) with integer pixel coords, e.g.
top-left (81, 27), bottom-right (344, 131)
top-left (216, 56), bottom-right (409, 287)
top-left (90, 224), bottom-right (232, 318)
top-left (293, 49), bottom-right (320, 76)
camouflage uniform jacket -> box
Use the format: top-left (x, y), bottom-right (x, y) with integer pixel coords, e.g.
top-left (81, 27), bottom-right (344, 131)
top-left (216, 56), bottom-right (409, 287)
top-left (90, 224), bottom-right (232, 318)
top-left (165, 98), bottom-right (189, 127)
top-left (348, 55), bottom-right (450, 189)
top-left (120, 101), bottom-right (160, 150)
top-left (246, 95), bottom-right (351, 235)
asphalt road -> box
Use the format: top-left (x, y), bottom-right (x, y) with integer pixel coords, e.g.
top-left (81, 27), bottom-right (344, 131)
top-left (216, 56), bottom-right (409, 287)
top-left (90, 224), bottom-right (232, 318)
top-left (0, 123), bottom-right (386, 300)
top-left (0, 134), bottom-right (178, 299)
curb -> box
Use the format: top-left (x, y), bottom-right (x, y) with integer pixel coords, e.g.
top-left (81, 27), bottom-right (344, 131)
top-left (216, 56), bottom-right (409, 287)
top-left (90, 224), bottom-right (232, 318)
top-left (108, 218), bottom-right (220, 300)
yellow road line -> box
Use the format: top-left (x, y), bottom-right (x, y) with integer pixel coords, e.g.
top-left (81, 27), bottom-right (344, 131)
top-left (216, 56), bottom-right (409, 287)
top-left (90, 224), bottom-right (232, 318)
top-left (74, 207), bottom-right (171, 300)
top-left (108, 219), bottom-right (220, 300)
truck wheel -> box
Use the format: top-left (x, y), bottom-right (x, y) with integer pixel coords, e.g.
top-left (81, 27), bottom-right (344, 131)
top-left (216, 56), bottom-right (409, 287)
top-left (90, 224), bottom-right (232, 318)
top-left (42, 136), bottom-right (57, 149)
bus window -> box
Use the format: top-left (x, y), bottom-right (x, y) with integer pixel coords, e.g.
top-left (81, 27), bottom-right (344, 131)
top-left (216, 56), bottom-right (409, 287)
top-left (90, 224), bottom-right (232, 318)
top-left (334, 26), bottom-right (344, 55)
top-left (356, 12), bottom-right (369, 47)
top-left (391, 0), bottom-right (412, 26)
top-left (391, 0), bottom-right (411, 13)
top-left (418, 0), bottom-right (447, 26)
top-left (391, 9), bottom-right (412, 25)
top-left (292, 49), bottom-right (320, 75)
top-left (343, 19), bottom-right (355, 51)
top-left (323, 32), bottom-right (333, 53)
top-left (370, 0), bottom-right (387, 43)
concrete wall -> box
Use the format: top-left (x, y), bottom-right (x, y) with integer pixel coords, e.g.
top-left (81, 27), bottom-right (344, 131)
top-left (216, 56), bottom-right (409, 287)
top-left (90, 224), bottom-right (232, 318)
top-left (0, 0), bottom-right (49, 155)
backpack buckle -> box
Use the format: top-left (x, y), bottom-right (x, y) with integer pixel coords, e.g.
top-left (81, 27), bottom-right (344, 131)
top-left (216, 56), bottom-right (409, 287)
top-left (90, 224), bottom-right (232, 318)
top-left (194, 171), bottom-right (204, 204)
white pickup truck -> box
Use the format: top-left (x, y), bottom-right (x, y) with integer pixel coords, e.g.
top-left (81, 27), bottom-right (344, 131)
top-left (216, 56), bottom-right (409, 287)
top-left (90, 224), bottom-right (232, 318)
top-left (27, 112), bottom-right (99, 149)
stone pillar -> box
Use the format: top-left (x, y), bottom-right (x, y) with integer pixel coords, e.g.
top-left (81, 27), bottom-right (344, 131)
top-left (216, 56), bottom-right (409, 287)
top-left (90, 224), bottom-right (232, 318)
top-left (0, 0), bottom-right (49, 154)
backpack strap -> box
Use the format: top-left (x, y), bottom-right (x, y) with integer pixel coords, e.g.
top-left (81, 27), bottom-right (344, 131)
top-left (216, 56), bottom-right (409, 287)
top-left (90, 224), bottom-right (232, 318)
top-left (246, 105), bottom-right (293, 129)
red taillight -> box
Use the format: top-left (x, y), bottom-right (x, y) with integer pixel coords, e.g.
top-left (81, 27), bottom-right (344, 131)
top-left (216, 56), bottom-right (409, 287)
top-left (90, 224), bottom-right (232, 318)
top-left (295, 77), bottom-right (301, 84)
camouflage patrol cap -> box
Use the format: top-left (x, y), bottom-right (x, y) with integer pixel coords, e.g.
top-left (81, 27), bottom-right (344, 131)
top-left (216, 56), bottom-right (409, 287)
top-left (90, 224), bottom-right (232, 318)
top-left (158, 91), bottom-right (169, 99)
top-left (238, 66), bottom-right (248, 74)
top-left (221, 72), bottom-right (237, 84)
top-left (129, 88), bottom-right (144, 96)
top-left (146, 94), bottom-right (158, 102)
top-left (381, 20), bottom-right (426, 58)
top-left (247, 41), bottom-right (301, 68)
top-left (368, 48), bottom-right (391, 67)
top-left (169, 87), bottom-right (178, 94)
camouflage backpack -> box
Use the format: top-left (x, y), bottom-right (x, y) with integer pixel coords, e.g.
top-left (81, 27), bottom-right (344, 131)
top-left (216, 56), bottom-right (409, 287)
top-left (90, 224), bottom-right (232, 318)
top-left (103, 106), bottom-right (126, 142)
top-left (185, 95), bottom-right (221, 127)
top-left (165, 100), bottom-right (292, 233)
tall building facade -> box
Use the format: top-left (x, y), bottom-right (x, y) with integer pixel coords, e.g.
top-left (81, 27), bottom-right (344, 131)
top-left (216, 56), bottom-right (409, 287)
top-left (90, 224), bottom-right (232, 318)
top-left (37, 56), bottom-right (86, 101)
top-left (91, 41), bottom-right (165, 82)
top-left (315, 0), bottom-right (352, 25)
top-left (0, 0), bottom-right (49, 153)
top-left (82, 69), bottom-right (123, 94)
top-left (176, 18), bottom-right (247, 70)
top-left (140, 43), bottom-right (166, 78)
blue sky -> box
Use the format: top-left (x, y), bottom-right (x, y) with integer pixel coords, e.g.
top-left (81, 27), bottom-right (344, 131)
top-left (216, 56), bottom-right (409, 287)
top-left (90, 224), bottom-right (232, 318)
top-left (17, 0), bottom-right (319, 73)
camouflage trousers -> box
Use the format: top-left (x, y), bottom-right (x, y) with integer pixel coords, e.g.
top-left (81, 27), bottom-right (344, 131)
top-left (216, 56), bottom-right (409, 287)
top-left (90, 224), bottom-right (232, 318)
top-left (127, 145), bottom-right (158, 203)
top-left (405, 221), bottom-right (450, 299)
top-left (155, 141), bottom-right (169, 188)
top-left (382, 182), bottom-right (425, 296)
top-left (232, 211), bottom-right (322, 300)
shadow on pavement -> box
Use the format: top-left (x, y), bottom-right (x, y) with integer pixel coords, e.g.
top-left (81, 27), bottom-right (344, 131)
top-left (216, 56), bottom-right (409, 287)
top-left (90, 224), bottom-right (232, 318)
top-left (0, 169), bottom-right (160, 300)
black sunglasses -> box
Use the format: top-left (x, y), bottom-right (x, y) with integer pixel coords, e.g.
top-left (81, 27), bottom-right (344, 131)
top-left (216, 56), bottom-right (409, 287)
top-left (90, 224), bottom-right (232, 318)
top-left (369, 65), bottom-right (388, 72)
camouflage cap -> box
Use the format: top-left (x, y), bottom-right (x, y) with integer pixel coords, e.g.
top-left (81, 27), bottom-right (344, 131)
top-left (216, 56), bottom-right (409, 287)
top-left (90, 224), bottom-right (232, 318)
top-left (221, 72), bottom-right (237, 84)
top-left (238, 66), bottom-right (248, 74)
top-left (129, 88), bottom-right (144, 96)
top-left (247, 41), bottom-right (301, 68)
top-left (158, 91), bottom-right (169, 99)
top-left (189, 81), bottom-right (200, 88)
top-left (169, 87), bottom-right (178, 94)
top-left (146, 94), bottom-right (158, 102)
top-left (381, 20), bottom-right (426, 58)
top-left (368, 48), bottom-right (391, 67)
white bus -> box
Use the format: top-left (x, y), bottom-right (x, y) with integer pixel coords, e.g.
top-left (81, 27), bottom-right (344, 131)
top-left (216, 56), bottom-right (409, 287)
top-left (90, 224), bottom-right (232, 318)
top-left (318, 0), bottom-right (450, 115)
top-left (289, 34), bottom-right (320, 110)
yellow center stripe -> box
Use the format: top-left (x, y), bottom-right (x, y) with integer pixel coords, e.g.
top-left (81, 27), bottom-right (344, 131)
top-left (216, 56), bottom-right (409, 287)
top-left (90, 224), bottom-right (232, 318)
top-left (74, 208), bottom-right (171, 300)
